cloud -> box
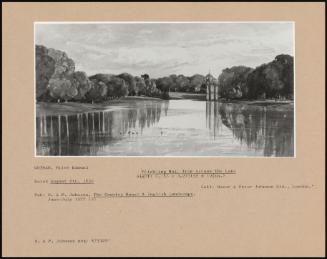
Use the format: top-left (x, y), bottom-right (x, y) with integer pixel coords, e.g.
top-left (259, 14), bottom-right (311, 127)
top-left (35, 22), bottom-right (294, 77)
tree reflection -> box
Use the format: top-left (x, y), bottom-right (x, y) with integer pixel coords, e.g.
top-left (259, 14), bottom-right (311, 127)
top-left (36, 100), bottom-right (165, 156)
top-left (36, 100), bottom-right (294, 157)
top-left (206, 101), bottom-right (222, 139)
top-left (206, 102), bottom-right (294, 157)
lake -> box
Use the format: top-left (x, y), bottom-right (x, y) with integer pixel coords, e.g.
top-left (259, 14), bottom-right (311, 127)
top-left (36, 99), bottom-right (294, 157)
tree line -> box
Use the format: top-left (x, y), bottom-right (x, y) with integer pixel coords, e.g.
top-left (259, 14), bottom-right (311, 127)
top-left (36, 45), bottom-right (208, 103)
top-left (218, 54), bottom-right (294, 100)
top-left (36, 45), bottom-right (294, 103)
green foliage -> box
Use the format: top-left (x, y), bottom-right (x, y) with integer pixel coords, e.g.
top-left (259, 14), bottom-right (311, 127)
top-left (218, 66), bottom-right (253, 99)
top-left (36, 45), bottom-right (293, 103)
top-left (175, 75), bottom-right (190, 92)
top-left (189, 74), bottom-right (206, 93)
top-left (167, 74), bottom-right (178, 92)
top-left (145, 79), bottom-right (163, 98)
top-left (35, 45), bottom-right (56, 99)
top-left (134, 76), bottom-right (147, 96)
top-left (86, 80), bottom-right (108, 103)
top-left (218, 55), bottom-right (294, 100)
top-left (111, 77), bottom-right (129, 97)
top-left (69, 71), bottom-right (93, 100)
top-left (246, 55), bottom-right (294, 100)
top-left (117, 73), bottom-right (137, 96)
top-left (46, 47), bottom-right (75, 78)
top-left (158, 74), bottom-right (206, 93)
top-left (35, 45), bottom-right (85, 102)
top-left (139, 76), bottom-right (162, 97)
top-left (156, 77), bottom-right (173, 93)
top-left (88, 74), bottom-right (129, 101)
top-left (141, 74), bottom-right (150, 80)
top-left (48, 78), bottom-right (78, 102)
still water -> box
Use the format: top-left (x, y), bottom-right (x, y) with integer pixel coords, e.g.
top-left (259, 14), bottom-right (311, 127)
top-left (36, 100), bottom-right (294, 157)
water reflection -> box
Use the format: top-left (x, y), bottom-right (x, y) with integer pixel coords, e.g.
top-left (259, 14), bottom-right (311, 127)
top-left (36, 100), bottom-right (294, 156)
top-left (36, 101), bottom-right (167, 156)
top-left (206, 102), bottom-right (294, 157)
top-left (206, 101), bottom-right (222, 139)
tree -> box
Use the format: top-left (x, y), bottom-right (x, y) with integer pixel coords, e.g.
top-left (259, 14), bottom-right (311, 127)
top-left (47, 47), bottom-right (75, 77)
top-left (156, 77), bottom-right (172, 93)
top-left (218, 66), bottom-right (253, 99)
top-left (135, 76), bottom-right (146, 96)
top-left (145, 79), bottom-right (160, 97)
top-left (89, 73), bottom-right (114, 84)
top-left (35, 45), bottom-right (55, 99)
top-left (189, 74), bottom-right (205, 93)
top-left (246, 54), bottom-right (294, 99)
top-left (117, 73), bottom-right (137, 96)
top-left (35, 45), bottom-right (81, 102)
top-left (110, 76), bottom-right (128, 98)
top-left (168, 74), bottom-right (178, 92)
top-left (274, 54), bottom-right (294, 99)
top-left (69, 71), bottom-right (93, 101)
top-left (86, 80), bottom-right (108, 103)
top-left (139, 75), bottom-right (161, 97)
top-left (175, 75), bottom-right (190, 92)
top-left (141, 74), bottom-right (150, 80)
top-left (89, 74), bottom-right (128, 99)
top-left (48, 78), bottom-right (78, 102)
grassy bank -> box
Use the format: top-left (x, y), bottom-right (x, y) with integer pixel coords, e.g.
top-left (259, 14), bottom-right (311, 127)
top-left (36, 94), bottom-right (293, 117)
top-left (169, 92), bottom-right (206, 100)
top-left (35, 96), bottom-right (164, 116)
top-left (123, 96), bottom-right (163, 101)
top-left (219, 98), bottom-right (293, 106)
top-left (169, 92), bottom-right (293, 106)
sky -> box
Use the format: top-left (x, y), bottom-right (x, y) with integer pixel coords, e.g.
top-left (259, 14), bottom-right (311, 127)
top-left (35, 22), bottom-right (294, 78)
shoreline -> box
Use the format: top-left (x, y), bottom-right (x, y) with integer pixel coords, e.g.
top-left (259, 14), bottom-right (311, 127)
top-left (35, 96), bottom-right (164, 117)
top-left (168, 92), bottom-right (293, 105)
top-left (36, 95), bottom-right (294, 117)
top-left (218, 99), bottom-right (293, 106)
